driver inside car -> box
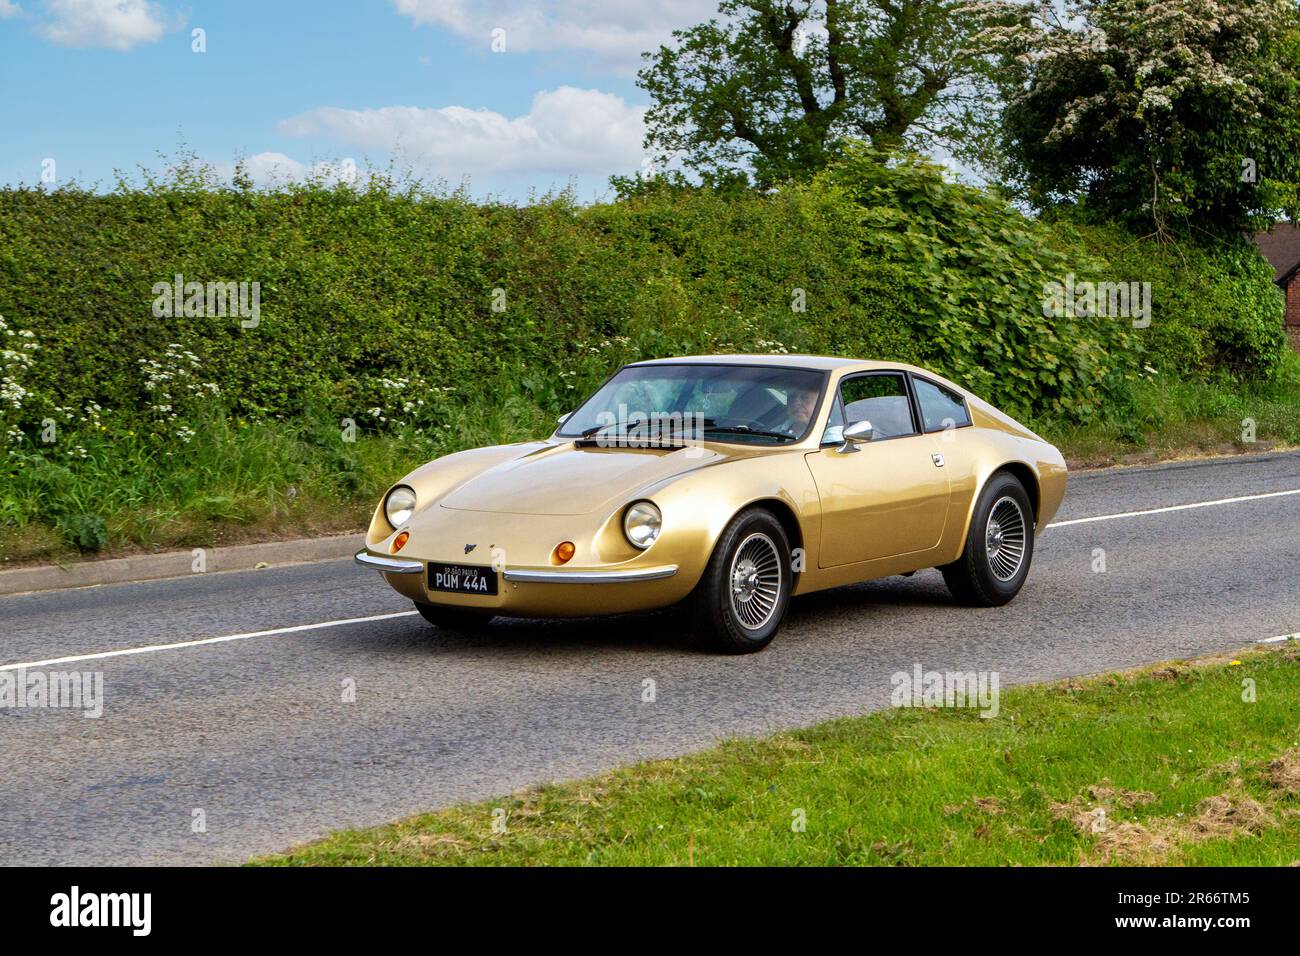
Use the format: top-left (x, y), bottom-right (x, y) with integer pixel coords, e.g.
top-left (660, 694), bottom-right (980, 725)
top-left (771, 385), bottom-right (819, 437)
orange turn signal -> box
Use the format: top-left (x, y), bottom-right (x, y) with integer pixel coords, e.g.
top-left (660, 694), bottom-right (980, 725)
top-left (553, 540), bottom-right (576, 564)
top-left (392, 531), bottom-right (410, 553)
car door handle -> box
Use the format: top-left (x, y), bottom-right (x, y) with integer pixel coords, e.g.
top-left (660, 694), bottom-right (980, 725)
top-left (932, 453), bottom-right (945, 467)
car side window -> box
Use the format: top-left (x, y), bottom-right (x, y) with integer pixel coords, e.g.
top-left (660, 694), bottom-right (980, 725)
top-left (912, 377), bottom-right (972, 432)
top-left (838, 373), bottom-right (917, 439)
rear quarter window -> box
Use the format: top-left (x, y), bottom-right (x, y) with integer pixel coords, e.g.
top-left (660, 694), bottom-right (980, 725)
top-left (913, 378), bottom-right (971, 432)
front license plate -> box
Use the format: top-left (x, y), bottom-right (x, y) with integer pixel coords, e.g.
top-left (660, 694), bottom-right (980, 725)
top-left (427, 562), bottom-right (498, 595)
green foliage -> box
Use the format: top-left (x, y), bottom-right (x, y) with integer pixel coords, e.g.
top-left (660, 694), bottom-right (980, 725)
top-left (1033, 349), bottom-right (1300, 465)
top-left (637, 0), bottom-right (1021, 187)
top-left (1075, 226), bottom-right (1288, 380)
top-left (0, 151), bottom-right (1288, 556)
top-left (62, 514), bottom-right (109, 552)
top-left (824, 149), bottom-right (1138, 421)
top-left (998, 0), bottom-right (1300, 238)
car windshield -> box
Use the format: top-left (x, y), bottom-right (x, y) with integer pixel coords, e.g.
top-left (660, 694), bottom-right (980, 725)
top-left (557, 364), bottom-right (827, 446)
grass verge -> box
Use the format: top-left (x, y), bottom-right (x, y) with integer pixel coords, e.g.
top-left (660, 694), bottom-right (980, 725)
top-left (255, 643), bottom-right (1300, 867)
top-left (1031, 353), bottom-right (1300, 467)
top-left (0, 392), bottom-right (554, 566)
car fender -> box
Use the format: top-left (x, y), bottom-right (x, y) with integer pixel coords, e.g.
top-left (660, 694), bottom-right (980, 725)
top-left (936, 432), bottom-right (1067, 566)
top-left (638, 449), bottom-right (821, 591)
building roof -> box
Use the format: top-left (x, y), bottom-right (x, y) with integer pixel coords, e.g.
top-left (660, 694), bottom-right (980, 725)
top-left (1255, 223), bottom-right (1300, 285)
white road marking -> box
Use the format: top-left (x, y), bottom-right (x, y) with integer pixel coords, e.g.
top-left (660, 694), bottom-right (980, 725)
top-left (1047, 487), bottom-right (1300, 528)
top-left (1256, 634), bottom-right (1298, 645)
top-left (0, 610), bottom-right (418, 672)
top-left (5, 486), bottom-right (1297, 671)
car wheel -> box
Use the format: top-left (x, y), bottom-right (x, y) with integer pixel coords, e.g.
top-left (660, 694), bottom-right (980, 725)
top-left (691, 507), bottom-right (792, 654)
top-left (940, 471), bottom-right (1034, 607)
top-left (414, 602), bottom-right (495, 631)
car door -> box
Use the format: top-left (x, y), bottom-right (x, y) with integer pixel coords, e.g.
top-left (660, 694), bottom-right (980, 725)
top-left (804, 371), bottom-right (951, 568)
top-left (908, 370), bottom-right (980, 516)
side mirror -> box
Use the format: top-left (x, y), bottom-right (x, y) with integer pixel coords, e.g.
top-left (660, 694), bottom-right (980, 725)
top-left (838, 419), bottom-right (873, 453)
top-left (556, 412), bottom-right (571, 426)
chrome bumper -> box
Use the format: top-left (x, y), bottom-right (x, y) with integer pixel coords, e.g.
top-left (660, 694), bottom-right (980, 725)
top-left (354, 549), bottom-right (423, 574)
top-left (355, 549), bottom-right (677, 584)
top-left (503, 566), bottom-right (677, 584)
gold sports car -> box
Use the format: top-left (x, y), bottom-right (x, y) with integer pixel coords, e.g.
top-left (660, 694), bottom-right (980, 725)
top-left (356, 355), bottom-right (1067, 653)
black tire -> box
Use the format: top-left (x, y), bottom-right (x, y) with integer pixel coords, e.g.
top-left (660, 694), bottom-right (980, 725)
top-left (690, 507), bottom-right (793, 654)
top-left (414, 602), bottom-right (495, 631)
top-left (940, 471), bottom-right (1035, 607)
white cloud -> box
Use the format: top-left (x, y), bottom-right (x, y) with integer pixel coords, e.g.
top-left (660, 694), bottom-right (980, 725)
top-left (37, 0), bottom-right (170, 51)
top-left (278, 86), bottom-right (647, 177)
top-left (391, 0), bottom-right (716, 70)
top-left (0, 1), bottom-right (23, 21)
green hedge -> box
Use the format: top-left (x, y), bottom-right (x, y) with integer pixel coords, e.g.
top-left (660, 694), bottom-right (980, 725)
top-left (0, 152), bottom-right (1286, 457)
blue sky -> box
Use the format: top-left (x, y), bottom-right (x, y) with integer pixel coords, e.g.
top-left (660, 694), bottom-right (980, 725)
top-left (0, 1), bottom-right (719, 201)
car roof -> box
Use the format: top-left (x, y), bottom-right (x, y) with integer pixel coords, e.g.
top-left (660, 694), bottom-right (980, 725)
top-left (625, 354), bottom-right (892, 372)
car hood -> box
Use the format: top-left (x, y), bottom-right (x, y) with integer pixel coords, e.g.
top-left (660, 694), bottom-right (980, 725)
top-left (437, 442), bottom-right (726, 516)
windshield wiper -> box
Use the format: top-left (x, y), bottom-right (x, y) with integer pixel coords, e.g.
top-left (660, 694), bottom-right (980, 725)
top-left (576, 417), bottom-right (646, 439)
top-left (574, 418), bottom-right (654, 446)
top-left (702, 425), bottom-right (794, 441)
top-left (574, 417), bottom-right (723, 447)
top-left (575, 419), bottom-right (794, 445)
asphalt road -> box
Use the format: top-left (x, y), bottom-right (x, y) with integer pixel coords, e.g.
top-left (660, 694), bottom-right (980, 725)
top-left (2, 451), bottom-right (1299, 865)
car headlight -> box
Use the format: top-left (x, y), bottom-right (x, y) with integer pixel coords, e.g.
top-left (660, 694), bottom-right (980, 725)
top-left (384, 485), bottom-right (417, 528)
top-left (623, 500), bottom-right (661, 550)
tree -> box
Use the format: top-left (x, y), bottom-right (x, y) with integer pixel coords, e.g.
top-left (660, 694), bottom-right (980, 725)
top-left (996, 0), bottom-right (1300, 239)
top-left (637, 0), bottom-right (1026, 187)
